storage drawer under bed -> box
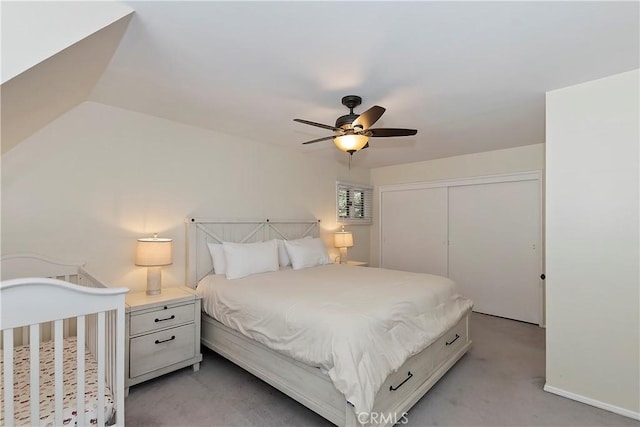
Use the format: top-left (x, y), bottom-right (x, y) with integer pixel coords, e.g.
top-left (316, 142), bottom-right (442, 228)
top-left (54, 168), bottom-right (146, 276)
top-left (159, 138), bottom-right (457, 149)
top-left (372, 313), bottom-right (470, 412)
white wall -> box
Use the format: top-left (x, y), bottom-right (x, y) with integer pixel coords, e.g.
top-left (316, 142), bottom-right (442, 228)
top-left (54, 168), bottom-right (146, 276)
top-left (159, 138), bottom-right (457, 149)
top-left (545, 70), bottom-right (639, 417)
top-left (369, 144), bottom-right (544, 265)
top-left (1, 102), bottom-right (370, 291)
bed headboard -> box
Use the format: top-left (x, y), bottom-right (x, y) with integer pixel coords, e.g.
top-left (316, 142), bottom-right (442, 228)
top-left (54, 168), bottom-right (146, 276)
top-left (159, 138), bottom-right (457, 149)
top-left (185, 218), bottom-right (320, 288)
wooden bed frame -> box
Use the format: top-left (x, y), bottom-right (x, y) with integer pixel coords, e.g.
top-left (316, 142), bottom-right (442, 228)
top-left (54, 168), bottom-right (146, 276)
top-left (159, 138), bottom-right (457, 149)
top-left (1, 254), bottom-right (128, 426)
top-left (186, 219), bottom-right (472, 427)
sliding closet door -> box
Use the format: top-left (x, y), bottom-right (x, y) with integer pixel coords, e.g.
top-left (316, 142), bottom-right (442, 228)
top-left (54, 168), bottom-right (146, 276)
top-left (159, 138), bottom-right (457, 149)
top-left (380, 187), bottom-right (448, 276)
top-left (448, 180), bottom-right (541, 324)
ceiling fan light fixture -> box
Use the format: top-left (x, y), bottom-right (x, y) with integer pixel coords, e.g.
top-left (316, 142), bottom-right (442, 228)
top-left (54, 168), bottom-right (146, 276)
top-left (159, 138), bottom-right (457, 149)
top-left (333, 134), bottom-right (368, 153)
top-left (295, 95), bottom-right (417, 154)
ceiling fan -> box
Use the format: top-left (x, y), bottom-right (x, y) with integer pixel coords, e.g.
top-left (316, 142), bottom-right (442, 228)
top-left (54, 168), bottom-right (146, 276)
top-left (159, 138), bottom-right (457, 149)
top-left (294, 95), bottom-right (418, 156)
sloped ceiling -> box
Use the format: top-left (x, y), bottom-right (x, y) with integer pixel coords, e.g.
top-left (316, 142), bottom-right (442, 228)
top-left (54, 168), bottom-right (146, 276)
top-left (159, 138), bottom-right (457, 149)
top-left (1, 2), bottom-right (133, 154)
top-left (4, 2), bottom-right (639, 167)
top-left (1, 16), bottom-right (132, 154)
top-left (89, 1), bottom-right (639, 168)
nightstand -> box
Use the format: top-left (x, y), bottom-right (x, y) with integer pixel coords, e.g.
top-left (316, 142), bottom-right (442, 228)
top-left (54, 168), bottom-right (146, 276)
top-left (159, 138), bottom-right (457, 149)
top-left (125, 287), bottom-right (202, 395)
top-left (345, 260), bottom-right (369, 267)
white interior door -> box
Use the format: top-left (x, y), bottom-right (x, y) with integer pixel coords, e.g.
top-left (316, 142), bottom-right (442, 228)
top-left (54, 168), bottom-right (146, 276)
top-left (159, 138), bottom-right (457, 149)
top-left (448, 180), bottom-right (541, 324)
top-left (381, 187), bottom-right (448, 276)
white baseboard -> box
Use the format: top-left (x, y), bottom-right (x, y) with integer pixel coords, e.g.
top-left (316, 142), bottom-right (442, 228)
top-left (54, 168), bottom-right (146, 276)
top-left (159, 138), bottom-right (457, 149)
top-left (544, 383), bottom-right (640, 421)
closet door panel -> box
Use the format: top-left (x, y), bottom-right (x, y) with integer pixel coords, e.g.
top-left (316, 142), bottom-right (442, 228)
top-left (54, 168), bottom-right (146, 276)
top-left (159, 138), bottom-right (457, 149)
top-left (381, 187), bottom-right (448, 276)
top-left (448, 180), bottom-right (540, 324)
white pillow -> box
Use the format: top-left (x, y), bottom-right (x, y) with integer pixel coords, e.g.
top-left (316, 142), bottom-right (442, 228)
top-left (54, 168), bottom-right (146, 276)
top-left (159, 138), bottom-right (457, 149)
top-left (207, 243), bottom-right (226, 275)
top-left (276, 236), bottom-right (311, 267)
top-left (284, 237), bottom-right (332, 270)
top-left (222, 240), bottom-right (279, 280)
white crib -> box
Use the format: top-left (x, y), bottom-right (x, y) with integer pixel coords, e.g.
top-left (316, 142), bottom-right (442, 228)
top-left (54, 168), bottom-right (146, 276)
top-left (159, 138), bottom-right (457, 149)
top-left (0, 254), bottom-right (128, 426)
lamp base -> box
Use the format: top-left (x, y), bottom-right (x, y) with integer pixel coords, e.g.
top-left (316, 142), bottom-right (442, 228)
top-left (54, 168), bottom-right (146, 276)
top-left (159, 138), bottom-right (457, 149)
top-left (146, 266), bottom-right (162, 296)
top-left (339, 247), bottom-right (348, 264)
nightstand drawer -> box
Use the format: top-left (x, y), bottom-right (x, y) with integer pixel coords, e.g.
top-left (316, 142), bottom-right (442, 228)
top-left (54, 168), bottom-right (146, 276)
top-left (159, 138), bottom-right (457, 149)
top-left (129, 323), bottom-right (196, 378)
top-left (130, 302), bottom-right (194, 335)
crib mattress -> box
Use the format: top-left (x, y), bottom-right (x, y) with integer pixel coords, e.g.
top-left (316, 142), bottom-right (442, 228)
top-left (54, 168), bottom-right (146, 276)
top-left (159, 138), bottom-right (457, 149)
top-left (0, 336), bottom-right (115, 426)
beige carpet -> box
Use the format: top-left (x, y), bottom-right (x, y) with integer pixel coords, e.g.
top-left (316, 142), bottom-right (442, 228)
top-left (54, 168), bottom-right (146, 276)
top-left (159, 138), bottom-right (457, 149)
top-left (125, 313), bottom-right (637, 426)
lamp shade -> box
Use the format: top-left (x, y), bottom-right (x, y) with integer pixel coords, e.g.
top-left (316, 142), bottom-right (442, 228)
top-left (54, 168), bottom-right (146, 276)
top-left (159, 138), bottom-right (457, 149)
top-left (135, 235), bottom-right (173, 266)
top-left (333, 135), bottom-right (368, 152)
top-left (334, 231), bottom-right (354, 248)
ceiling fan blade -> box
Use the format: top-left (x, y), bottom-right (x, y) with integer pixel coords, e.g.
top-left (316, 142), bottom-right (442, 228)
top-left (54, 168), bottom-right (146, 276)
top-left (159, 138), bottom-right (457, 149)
top-left (368, 128), bottom-right (417, 137)
top-left (352, 105), bottom-right (386, 130)
top-left (301, 135), bottom-right (336, 145)
top-left (294, 118), bottom-right (341, 132)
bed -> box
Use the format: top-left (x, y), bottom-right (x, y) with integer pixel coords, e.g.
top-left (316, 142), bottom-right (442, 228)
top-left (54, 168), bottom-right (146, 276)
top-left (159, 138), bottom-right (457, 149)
top-left (1, 254), bottom-right (128, 426)
top-left (186, 219), bottom-right (473, 427)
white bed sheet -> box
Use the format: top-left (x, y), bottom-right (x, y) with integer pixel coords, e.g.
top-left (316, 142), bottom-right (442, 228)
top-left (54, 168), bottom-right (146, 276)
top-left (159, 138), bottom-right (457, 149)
top-left (196, 263), bottom-right (472, 415)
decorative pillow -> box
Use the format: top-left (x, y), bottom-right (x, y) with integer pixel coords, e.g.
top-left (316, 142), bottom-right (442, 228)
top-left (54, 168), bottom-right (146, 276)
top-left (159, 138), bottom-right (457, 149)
top-left (207, 243), bottom-right (226, 275)
top-left (276, 236), bottom-right (312, 267)
top-left (222, 240), bottom-right (279, 280)
top-left (284, 237), bottom-right (332, 270)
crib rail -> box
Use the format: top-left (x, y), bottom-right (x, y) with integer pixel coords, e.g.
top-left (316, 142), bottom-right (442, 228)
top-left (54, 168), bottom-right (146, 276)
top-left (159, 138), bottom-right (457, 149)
top-left (1, 278), bottom-right (128, 426)
top-left (83, 271), bottom-right (123, 426)
top-left (1, 269), bottom-right (106, 350)
top-left (1, 255), bottom-right (87, 349)
top-left (0, 256), bottom-right (115, 352)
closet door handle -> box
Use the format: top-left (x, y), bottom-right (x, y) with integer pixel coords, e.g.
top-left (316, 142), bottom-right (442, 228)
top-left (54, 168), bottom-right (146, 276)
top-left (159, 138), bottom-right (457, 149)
top-left (389, 371), bottom-right (413, 391)
top-left (155, 335), bottom-right (175, 344)
top-left (446, 334), bottom-right (460, 346)
top-left (155, 315), bottom-right (175, 323)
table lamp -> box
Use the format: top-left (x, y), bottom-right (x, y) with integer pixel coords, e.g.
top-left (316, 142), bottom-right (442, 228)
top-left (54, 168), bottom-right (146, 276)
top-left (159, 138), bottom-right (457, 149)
top-left (334, 227), bottom-right (354, 264)
top-left (136, 233), bottom-right (173, 295)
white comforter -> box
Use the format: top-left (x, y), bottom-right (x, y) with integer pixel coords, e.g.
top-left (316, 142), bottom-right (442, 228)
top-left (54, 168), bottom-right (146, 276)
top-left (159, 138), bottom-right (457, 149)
top-left (196, 264), bottom-right (472, 415)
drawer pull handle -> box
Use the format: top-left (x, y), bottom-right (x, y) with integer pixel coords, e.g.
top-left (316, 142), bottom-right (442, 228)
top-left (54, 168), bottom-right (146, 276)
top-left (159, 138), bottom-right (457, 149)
top-left (389, 371), bottom-right (413, 391)
top-left (155, 335), bottom-right (175, 344)
top-left (446, 334), bottom-right (460, 346)
top-left (155, 315), bottom-right (175, 323)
